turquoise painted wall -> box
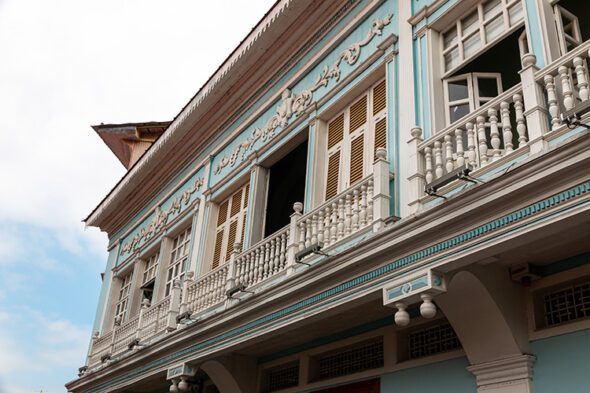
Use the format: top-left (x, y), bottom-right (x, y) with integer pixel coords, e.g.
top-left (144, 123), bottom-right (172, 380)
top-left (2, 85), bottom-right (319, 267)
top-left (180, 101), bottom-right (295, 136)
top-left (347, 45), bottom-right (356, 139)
top-left (531, 329), bottom-right (590, 393)
top-left (381, 357), bottom-right (476, 393)
top-left (91, 245), bottom-right (118, 335)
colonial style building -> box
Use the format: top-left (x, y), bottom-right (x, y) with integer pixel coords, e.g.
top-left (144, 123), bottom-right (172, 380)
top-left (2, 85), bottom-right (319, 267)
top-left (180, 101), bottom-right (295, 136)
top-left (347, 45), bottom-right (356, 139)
top-left (66, 0), bottom-right (590, 392)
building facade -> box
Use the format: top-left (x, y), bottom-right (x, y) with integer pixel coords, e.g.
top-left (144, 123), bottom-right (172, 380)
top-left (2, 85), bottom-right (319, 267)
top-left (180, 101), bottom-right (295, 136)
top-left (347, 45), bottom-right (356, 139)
top-left (66, 0), bottom-right (590, 392)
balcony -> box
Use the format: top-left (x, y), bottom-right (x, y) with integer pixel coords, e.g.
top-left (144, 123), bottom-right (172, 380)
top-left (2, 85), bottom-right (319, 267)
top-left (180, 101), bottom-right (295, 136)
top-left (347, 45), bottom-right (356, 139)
top-left (408, 41), bottom-right (590, 211)
top-left (86, 148), bottom-right (391, 370)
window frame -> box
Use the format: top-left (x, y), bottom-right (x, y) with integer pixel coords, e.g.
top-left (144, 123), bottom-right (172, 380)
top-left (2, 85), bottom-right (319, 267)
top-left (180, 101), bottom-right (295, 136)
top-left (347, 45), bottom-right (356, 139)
top-left (443, 72), bottom-right (503, 125)
top-left (441, 0), bottom-right (526, 76)
top-left (114, 271), bottom-right (133, 324)
top-left (164, 226), bottom-right (191, 297)
top-left (553, 4), bottom-right (582, 56)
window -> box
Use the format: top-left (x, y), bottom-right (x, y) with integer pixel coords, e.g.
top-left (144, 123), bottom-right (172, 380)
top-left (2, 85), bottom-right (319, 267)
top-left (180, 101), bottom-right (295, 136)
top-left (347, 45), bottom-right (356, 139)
top-left (554, 4), bottom-right (582, 55)
top-left (114, 272), bottom-right (133, 324)
top-left (141, 252), bottom-right (159, 303)
top-left (444, 72), bottom-right (502, 124)
top-left (212, 183), bottom-right (250, 270)
top-left (262, 362), bottom-right (299, 393)
top-left (165, 227), bottom-right (191, 297)
top-left (442, 0), bottom-right (524, 73)
top-left (325, 79), bottom-right (387, 200)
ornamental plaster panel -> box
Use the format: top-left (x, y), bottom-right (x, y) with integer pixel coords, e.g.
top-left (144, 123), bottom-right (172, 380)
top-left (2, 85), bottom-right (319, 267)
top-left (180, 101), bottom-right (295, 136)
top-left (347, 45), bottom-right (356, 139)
top-left (213, 14), bottom-right (393, 176)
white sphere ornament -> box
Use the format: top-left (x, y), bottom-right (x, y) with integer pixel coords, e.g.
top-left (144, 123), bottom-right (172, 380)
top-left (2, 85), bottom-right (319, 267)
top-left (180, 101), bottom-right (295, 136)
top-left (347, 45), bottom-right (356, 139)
top-left (420, 294), bottom-right (437, 319)
top-left (170, 379), bottom-right (179, 393)
top-left (394, 303), bottom-right (410, 326)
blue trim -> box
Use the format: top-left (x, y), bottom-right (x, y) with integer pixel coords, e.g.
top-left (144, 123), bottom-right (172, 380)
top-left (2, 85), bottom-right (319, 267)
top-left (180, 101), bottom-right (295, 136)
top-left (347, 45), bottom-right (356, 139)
top-left (420, 34), bottom-right (430, 138)
top-left (85, 180), bottom-right (590, 393)
top-left (394, 54), bottom-right (401, 215)
top-left (195, 205), bottom-right (210, 278)
top-left (524, 0), bottom-right (546, 68)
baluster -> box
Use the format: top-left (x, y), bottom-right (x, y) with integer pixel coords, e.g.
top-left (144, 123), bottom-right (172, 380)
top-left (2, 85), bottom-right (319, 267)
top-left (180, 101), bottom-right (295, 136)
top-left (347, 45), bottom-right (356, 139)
top-left (466, 122), bottom-right (476, 165)
top-left (351, 189), bottom-right (360, 232)
top-left (330, 202), bottom-right (338, 243)
top-left (574, 57), bottom-right (589, 102)
top-left (544, 74), bottom-right (560, 130)
top-left (254, 247), bottom-right (262, 284)
top-left (488, 108), bottom-right (501, 158)
top-left (344, 195), bottom-right (352, 236)
top-left (304, 218), bottom-right (311, 248)
top-left (444, 134), bottom-right (454, 173)
top-left (311, 214), bottom-right (318, 245)
top-left (455, 129), bottom-right (465, 167)
top-left (559, 66), bottom-right (574, 111)
top-left (336, 198), bottom-right (344, 240)
top-left (298, 221), bottom-right (306, 251)
top-left (323, 207), bottom-right (331, 246)
top-left (477, 115), bottom-right (488, 166)
top-left (433, 141), bottom-right (443, 178)
top-left (279, 232), bottom-right (287, 270)
top-left (424, 147), bottom-right (433, 183)
top-left (500, 101), bottom-right (513, 153)
top-left (359, 185), bottom-right (367, 227)
top-left (367, 179), bottom-right (374, 223)
top-left (273, 238), bottom-right (280, 274)
top-left (513, 93), bottom-right (527, 146)
top-left (264, 242), bottom-right (271, 279)
top-left (317, 210), bottom-right (324, 244)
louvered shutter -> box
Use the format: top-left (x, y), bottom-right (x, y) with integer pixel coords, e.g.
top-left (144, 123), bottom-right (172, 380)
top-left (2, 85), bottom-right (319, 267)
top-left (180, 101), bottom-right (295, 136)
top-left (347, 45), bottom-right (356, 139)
top-left (350, 134), bottom-right (364, 185)
top-left (373, 80), bottom-right (386, 115)
top-left (240, 184), bottom-right (250, 249)
top-left (349, 95), bottom-right (367, 133)
top-left (326, 114), bottom-right (344, 200)
top-left (225, 220), bottom-right (238, 261)
top-left (325, 151), bottom-right (340, 200)
top-left (212, 229), bottom-right (224, 270)
top-left (374, 118), bottom-right (387, 160)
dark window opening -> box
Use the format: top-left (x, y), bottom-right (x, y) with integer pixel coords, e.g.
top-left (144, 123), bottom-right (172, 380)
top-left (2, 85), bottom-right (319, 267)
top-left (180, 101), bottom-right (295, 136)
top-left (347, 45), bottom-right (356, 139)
top-left (556, 0), bottom-right (590, 46)
top-left (264, 139), bottom-right (308, 238)
top-left (453, 27), bottom-right (524, 91)
top-left (141, 280), bottom-right (154, 304)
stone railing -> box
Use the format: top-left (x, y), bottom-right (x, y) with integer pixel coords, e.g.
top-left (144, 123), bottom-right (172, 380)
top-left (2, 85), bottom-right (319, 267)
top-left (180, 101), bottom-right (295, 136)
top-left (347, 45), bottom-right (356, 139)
top-left (184, 264), bottom-right (229, 316)
top-left (408, 41), bottom-right (590, 209)
top-left (138, 295), bottom-right (173, 342)
top-left (112, 316), bottom-right (139, 356)
top-left (235, 226), bottom-right (290, 288)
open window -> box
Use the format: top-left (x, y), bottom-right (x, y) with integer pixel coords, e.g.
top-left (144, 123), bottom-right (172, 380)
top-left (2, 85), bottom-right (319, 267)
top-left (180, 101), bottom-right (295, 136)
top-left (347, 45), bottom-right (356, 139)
top-left (140, 252), bottom-right (159, 304)
top-left (264, 139), bottom-right (308, 238)
top-left (114, 271), bottom-right (133, 324)
top-left (211, 183), bottom-right (250, 270)
top-left (553, 0), bottom-right (590, 56)
top-left (324, 79), bottom-right (387, 200)
top-left (444, 73), bottom-right (502, 124)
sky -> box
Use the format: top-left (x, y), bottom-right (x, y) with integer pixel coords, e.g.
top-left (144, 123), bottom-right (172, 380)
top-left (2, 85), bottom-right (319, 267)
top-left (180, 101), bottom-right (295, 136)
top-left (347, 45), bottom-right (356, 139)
top-left (0, 1), bottom-right (277, 392)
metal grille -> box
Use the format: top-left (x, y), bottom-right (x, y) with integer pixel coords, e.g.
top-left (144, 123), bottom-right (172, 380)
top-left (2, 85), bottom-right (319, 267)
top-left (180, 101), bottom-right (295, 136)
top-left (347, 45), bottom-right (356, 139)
top-left (317, 338), bottom-right (383, 380)
top-left (408, 322), bottom-right (461, 359)
top-left (543, 281), bottom-right (590, 327)
top-left (264, 362), bottom-right (299, 392)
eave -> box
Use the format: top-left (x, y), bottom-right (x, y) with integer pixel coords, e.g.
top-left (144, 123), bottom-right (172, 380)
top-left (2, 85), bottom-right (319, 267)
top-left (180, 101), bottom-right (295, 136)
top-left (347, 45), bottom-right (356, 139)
top-left (84, 0), bottom-right (349, 235)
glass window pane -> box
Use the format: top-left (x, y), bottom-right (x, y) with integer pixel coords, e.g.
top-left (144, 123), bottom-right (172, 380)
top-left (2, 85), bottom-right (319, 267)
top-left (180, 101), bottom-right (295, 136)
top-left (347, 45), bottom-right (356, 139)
top-left (483, 0), bottom-right (502, 20)
top-left (448, 79), bottom-right (469, 101)
top-left (477, 77), bottom-right (499, 98)
top-left (443, 26), bottom-right (458, 49)
top-left (509, 2), bottom-right (524, 26)
top-left (463, 33), bottom-right (482, 58)
top-left (485, 15), bottom-right (504, 42)
top-left (461, 10), bottom-right (479, 37)
top-left (444, 47), bottom-right (460, 71)
top-left (450, 103), bottom-right (471, 123)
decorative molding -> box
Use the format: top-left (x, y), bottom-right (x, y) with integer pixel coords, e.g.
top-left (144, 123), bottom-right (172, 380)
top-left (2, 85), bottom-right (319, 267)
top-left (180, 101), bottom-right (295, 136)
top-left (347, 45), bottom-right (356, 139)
top-left (213, 14), bottom-right (393, 176)
top-left (382, 269), bottom-right (446, 306)
top-left (467, 354), bottom-right (536, 387)
top-left (81, 180), bottom-right (590, 393)
top-left (120, 178), bottom-right (204, 255)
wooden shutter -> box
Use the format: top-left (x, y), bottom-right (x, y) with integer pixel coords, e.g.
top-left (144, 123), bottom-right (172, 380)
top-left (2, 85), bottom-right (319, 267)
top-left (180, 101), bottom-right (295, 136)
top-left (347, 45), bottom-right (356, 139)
top-left (225, 220), bottom-right (238, 261)
top-left (217, 200), bottom-right (228, 226)
top-left (328, 114), bottom-right (344, 149)
top-left (350, 134), bottom-right (364, 185)
top-left (350, 95), bottom-right (367, 133)
top-left (374, 118), bottom-right (387, 160)
top-left (212, 229), bottom-right (224, 270)
top-left (325, 151), bottom-right (340, 200)
top-left (230, 190), bottom-right (242, 218)
top-left (373, 80), bottom-right (386, 115)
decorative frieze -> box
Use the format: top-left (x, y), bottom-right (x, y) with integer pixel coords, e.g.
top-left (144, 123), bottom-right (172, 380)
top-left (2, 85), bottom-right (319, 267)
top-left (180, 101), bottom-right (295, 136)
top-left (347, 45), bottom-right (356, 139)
top-left (213, 14), bottom-right (393, 176)
top-left (120, 177), bottom-right (204, 255)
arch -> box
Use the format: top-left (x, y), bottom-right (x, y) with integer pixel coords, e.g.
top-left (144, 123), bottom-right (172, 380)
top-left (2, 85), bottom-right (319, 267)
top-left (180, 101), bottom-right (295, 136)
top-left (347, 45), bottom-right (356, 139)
top-left (436, 265), bottom-right (529, 364)
top-left (199, 355), bottom-right (257, 393)
top-left (199, 359), bottom-right (244, 393)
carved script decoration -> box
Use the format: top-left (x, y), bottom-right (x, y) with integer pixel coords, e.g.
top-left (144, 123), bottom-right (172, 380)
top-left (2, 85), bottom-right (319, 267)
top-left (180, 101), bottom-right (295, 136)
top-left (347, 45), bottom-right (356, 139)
top-left (214, 14), bottom-right (393, 176)
top-left (120, 177), bottom-right (204, 255)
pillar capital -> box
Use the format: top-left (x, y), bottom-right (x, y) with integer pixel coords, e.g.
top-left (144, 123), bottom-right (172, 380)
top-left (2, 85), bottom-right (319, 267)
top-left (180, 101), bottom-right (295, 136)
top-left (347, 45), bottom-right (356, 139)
top-left (467, 354), bottom-right (536, 393)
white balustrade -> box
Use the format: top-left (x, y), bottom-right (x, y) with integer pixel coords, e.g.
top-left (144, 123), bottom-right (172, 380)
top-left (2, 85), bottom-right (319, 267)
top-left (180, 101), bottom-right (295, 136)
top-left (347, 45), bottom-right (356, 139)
top-left (417, 85), bottom-right (528, 187)
top-left (112, 316), bottom-right (139, 355)
top-left (297, 176), bottom-right (374, 250)
top-left (234, 226), bottom-right (290, 288)
top-left (185, 264), bottom-right (229, 315)
top-left (537, 44), bottom-right (590, 130)
top-left (138, 296), bottom-right (171, 342)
